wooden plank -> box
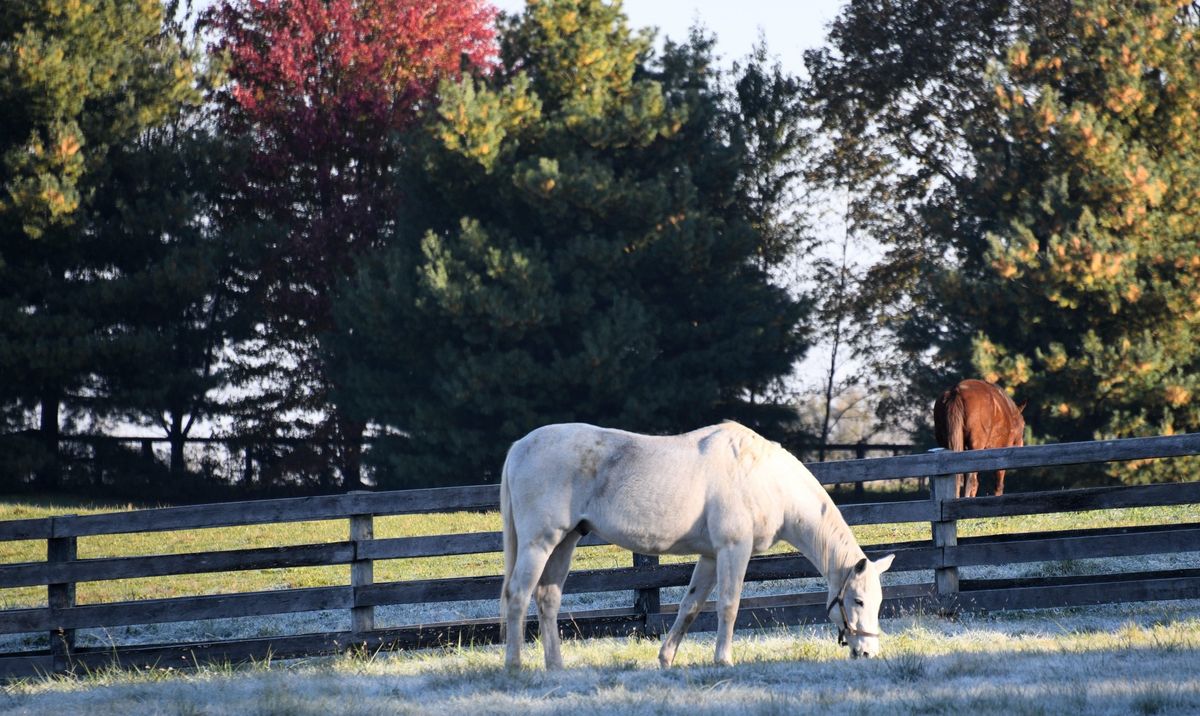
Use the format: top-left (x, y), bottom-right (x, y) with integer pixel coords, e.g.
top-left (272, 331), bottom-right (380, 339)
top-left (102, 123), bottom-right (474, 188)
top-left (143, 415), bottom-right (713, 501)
top-left (358, 544), bottom-right (936, 609)
top-left (0, 518), bottom-right (52, 542)
top-left (29, 485), bottom-right (501, 539)
top-left (947, 523), bottom-right (1200, 567)
top-left (0, 586), bottom-right (940, 678)
top-left (0, 653), bottom-right (51, 680)
top-left (646, 583), bottom-right (938, 634)
top-left (358, 531), bottom-right (607, 560)
top-left (0, 586), bottom-right (352, 635)
top-left (961, 567), bottom-right (1200, 591)
top-left (0, 542), bottom-right (356, 588)
top-left (808, 432), bottom-right (1200, 484)
top-left (840, 500), bottom-right (936, 525)
top-left (956, 570), bottom-right (1200, 612)
top-left (944, 481), bottom-right (1200, 520)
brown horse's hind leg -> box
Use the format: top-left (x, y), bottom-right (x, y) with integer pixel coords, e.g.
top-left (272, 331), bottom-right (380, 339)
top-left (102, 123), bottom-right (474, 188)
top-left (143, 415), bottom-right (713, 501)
top-left (964, 472), bottom-right (979, 498)
top-left (994, 469), bottom-right (1006, 497)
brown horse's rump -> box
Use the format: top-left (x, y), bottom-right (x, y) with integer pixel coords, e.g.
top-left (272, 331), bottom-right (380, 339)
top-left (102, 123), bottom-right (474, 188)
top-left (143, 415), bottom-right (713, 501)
top-left (933, 379), bottom-right (1026, 497)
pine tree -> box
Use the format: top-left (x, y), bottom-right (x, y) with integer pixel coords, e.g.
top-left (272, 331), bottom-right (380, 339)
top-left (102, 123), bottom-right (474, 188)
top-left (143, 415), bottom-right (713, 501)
top-left (205, 0), bottom-right (497, 490)
top-left (804, 0), bottom-right (1070, 430)
top-left (972, 0), bottom-right (1200, 481)
top-left (91, 122), bottom-right (238, 481)
top-left (331, 0), bottom-right (812, 487)
top-left (0, 0), bottom-right (202, 488)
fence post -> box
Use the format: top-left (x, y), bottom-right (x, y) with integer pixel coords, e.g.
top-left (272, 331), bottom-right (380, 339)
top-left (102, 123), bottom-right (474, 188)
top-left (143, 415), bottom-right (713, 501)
top-left (48, 516), bottom-right (77, 673)
top-left (930, 471), bottom-right (959, 614)
top-left (349, 495), bottom-right (374, 644)
top-left (854, 441), bottom-right (867, 498)
top-left (632, 553), bottom-right (660, 634)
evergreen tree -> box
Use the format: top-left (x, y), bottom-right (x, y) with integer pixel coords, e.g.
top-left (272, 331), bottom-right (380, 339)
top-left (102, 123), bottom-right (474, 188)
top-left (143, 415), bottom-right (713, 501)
top-left (809, 0), bottom-right (1200, 481)
top-left (804, 0), bottom-right (1069, 430)
top-left (972, 0), bottom-right (1200, 481)
top-left (331, 0), bottom-right (812, 487)
top-left (205, 0), bottom-right (497, 490)
top-left (91, 122), bottom-right (237, 481)
top-left (0, 0), bottom-right (201, 488)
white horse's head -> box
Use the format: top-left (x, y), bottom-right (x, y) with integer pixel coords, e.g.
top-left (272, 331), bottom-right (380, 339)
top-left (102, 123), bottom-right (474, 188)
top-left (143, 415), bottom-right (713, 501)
top-left (828, 553), bottom-right (895, 659)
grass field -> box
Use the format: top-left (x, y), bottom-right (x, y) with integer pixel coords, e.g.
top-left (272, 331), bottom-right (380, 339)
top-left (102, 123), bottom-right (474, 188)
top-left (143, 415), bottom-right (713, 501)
top-left (2, 495), bottom-right (1200, 713)
top-left (2, 601), bottom-right (1199, 714)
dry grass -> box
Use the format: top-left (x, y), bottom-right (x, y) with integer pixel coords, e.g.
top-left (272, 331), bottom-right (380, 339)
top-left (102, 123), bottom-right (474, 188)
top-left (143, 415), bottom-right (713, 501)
top-left (3, 602), bottom-right (1199, 714)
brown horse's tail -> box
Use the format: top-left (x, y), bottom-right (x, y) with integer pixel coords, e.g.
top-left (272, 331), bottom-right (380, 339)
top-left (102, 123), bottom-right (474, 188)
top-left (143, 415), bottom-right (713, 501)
top-left (945, 394), bottom-right (965, 453)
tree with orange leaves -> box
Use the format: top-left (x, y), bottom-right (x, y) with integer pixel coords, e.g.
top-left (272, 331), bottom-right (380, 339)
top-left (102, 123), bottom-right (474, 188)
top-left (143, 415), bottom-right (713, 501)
top-left (973, 0), bottom-right (1200, 481)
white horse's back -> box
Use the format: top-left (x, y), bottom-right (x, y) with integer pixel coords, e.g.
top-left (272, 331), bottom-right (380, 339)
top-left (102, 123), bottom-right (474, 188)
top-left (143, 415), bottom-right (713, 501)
top-left (503, 422), bottom-right (790, 556)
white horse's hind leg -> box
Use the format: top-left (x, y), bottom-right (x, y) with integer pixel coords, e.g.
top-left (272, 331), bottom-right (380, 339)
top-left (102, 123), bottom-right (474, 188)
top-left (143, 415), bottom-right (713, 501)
top-left (713, 541), bottom-right (752, 666)
top-left (504, 537), bottom-right (558, 669)
top-left (658, 555), bottom-right (717, 668)
top-left (535, 531), bottom-right (582, 669)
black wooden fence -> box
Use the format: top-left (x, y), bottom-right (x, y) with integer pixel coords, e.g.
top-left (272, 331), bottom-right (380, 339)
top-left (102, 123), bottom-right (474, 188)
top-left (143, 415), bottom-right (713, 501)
top-left (1, 433), bottom-right (1199, 678)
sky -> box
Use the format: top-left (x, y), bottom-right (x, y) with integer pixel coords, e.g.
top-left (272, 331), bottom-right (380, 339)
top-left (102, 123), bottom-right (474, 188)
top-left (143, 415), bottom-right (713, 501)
top-left (491, 0), bottom-right (846, 75)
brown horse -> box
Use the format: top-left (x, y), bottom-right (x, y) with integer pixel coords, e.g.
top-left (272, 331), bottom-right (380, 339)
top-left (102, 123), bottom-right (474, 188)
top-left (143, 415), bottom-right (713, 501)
top-left (933, 379), bottom-right (1026, 497)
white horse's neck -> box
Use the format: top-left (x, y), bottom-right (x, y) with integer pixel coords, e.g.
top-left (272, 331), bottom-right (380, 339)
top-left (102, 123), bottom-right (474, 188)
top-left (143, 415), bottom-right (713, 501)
top-left (779, 461), bottom-right (866, 593)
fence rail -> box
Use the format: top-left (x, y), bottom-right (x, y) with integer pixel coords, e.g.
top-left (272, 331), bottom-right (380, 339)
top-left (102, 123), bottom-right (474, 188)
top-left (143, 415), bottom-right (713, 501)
top-left (2, 433), bottom-right (1199, 677)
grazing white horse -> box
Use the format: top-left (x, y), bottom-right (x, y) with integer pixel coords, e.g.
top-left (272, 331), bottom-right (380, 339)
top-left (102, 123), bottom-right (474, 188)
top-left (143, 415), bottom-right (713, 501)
top-left (499, 421), bottom-right (895, 669)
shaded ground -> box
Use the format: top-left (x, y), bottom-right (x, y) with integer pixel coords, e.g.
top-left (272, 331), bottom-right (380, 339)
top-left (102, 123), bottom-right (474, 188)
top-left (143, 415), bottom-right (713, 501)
top-left (3, 599), bottom-right (1199, 715)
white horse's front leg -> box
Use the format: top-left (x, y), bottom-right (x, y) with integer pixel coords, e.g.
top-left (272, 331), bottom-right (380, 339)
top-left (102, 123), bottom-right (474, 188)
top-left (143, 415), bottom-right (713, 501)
top-left (713, 541), bottom-right (752, 666)
top-left (658, 555), bottom-right (717, 668)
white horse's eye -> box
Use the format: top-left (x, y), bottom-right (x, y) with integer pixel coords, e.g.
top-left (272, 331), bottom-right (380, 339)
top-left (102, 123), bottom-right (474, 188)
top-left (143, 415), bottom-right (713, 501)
top-left (853, 599), bottom-right (864, 607)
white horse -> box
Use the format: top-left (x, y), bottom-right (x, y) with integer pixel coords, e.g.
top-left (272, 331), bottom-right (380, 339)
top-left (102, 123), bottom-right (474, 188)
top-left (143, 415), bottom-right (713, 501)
top-left (499, 421), bottom-right (895, 669)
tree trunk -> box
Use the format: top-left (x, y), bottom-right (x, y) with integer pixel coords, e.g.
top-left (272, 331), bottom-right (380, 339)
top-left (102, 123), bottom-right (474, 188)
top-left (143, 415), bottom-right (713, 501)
top-left (339, 414), bottom-right (367, 491)
top-left (169, 412), bottom-right (187, 477)
top-left (37, 390), bottom-right (61, 490)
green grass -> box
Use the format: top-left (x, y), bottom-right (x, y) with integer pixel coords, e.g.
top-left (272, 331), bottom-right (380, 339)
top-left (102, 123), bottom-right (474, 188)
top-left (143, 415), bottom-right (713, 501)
top-left (0, 494), bottom-right (1197, 609)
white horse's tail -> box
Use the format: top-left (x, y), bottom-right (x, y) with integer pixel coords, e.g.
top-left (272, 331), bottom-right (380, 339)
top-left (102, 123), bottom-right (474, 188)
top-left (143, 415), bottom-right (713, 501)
top-left (499, 450), bottom-right (517, 640)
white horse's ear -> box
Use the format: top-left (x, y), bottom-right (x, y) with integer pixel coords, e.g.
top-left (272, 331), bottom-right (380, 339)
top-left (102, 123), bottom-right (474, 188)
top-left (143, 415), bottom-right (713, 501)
top-left (873, 554), bottom-right (896, 573)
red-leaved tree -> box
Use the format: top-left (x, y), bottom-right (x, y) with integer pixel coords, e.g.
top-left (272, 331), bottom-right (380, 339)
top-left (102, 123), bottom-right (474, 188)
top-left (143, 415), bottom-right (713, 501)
top-left (206, 0), bottom-right (497, 489)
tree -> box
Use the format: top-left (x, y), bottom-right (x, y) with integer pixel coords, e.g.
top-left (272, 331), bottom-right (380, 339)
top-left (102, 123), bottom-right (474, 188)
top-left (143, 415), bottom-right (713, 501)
top-left (205, 0), bottom-right (497, 490)
top-left (330, 0), bottom-right (813, 487)
top-left (91, 123), bottom-right (239, 480)
top-left (808, 0), bottom-right (1200, 482)
top-left (0, 0), bottom-right (202, 488)
top-left (804, 0), bottom-right (1064, 431)
top-left (972, 0), bottom-right (1200, 481)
